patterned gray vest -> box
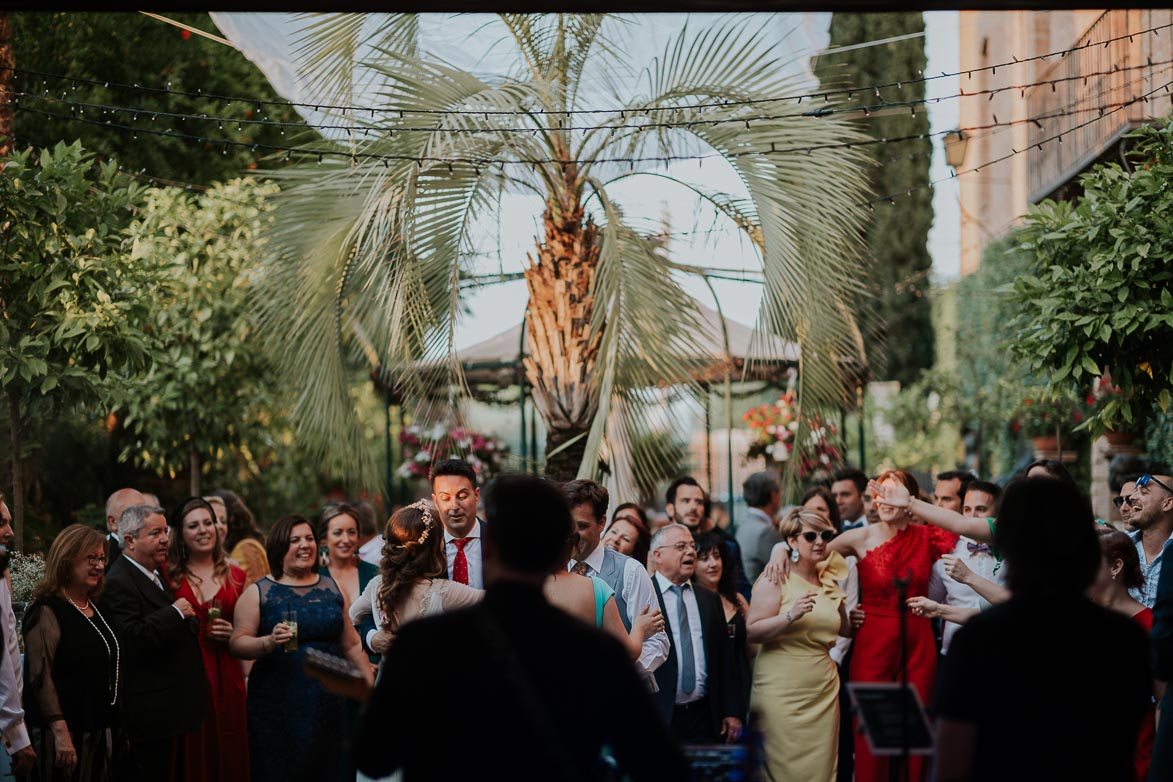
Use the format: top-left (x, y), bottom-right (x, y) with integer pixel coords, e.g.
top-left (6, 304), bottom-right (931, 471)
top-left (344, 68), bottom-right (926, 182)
top-left (597, 547), bottom-right (631, 632)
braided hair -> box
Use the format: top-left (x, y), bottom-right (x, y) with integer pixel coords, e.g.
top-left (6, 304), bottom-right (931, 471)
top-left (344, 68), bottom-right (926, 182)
top-left (376, 502), bottom-right (446, 629)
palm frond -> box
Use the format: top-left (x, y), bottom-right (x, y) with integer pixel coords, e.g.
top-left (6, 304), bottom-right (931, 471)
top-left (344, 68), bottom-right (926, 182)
top-left (292, 13), bottom-right (419, 113)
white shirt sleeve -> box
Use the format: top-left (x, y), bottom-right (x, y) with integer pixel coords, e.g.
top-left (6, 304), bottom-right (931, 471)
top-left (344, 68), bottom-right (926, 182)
top-left (0, 580), bottom-right (29, 753)
top-left (830, 556), bottom-right (858, 667)
top-left (350, 576), bottom-right (379, 625)
top-left (623, 559), bottom-right (669, 675)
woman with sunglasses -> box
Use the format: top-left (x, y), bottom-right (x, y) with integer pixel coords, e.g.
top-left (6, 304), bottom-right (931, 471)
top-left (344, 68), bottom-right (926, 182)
top-left (747, 508), bottom-right (854, 782)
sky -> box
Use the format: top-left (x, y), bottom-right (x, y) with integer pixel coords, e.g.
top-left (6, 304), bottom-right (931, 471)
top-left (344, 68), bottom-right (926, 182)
top-left (210, 12), bottom-right (962, 351)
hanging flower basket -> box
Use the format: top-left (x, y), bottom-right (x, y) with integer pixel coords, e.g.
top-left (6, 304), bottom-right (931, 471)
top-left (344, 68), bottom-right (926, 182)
top-left (742, 391), bottom-right (841, 479)
top-left (398, 424), bottom-right (510, 482)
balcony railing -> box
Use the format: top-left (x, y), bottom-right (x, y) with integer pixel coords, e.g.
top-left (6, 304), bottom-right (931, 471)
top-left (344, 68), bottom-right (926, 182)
top-left (1027, 10), bottom-right (1173, 202)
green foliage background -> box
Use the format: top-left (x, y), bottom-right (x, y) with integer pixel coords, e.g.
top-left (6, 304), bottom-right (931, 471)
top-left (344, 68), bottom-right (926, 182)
top-left (10, 12), bottom-right (304, 185)
top-left (817, 12), bottom-right (935, 386)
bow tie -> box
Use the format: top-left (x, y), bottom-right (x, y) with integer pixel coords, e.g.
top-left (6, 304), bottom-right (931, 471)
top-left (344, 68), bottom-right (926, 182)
top-left (966, 542), bottom-right (990, 555)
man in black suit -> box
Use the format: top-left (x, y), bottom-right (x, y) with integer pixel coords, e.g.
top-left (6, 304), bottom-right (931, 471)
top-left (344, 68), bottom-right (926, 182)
top-left (102, 487), bottom-right (145, 571)
top-left (99, 504), bottom-right (206, 781)
top-left (651, 523), bottom-right (744, 745)
top-left (356, 475), bottom-right (684, 781)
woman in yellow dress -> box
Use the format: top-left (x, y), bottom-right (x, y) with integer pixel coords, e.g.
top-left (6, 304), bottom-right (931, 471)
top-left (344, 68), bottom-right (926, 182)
top-left (747, 507), bottom-right (858, 782)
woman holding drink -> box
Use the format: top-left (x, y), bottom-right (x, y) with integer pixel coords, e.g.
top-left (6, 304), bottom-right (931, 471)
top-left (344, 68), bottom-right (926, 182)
top-left (230, 515), bottom-right (372, 782)
top-left (167, 497), bottom-right (249, 782)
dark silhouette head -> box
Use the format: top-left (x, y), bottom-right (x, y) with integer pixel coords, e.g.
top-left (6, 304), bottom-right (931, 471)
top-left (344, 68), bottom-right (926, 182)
top-left (994, 477), bottom-right (1099, 597)
top-left (483, 475), bottom-right (573, 577)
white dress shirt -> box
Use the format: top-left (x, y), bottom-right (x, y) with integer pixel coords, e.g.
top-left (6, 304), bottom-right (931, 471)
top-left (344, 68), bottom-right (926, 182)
top-left (357, 536), bottom-right (383, 567)
top-left (0, 575), bottom-right (29, 754)
top-left (830, 556), bottom-right (859, 666)
top-left (443, 520), bottom-right (484, 589)
top-left (569, 544), bottom-right (670, 675)
top-left (654, 572), bottom-right (707, 704)
top-left (929, 536), bottom-right (1007, 654)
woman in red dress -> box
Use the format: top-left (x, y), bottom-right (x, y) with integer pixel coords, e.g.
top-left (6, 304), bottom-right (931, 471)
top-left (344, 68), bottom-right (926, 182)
top-left (167, 497), bottom-right (250, 782)
top-left (827, 470), bottom-right (957, 782)
top-left (1091, 528), bottom-right (1158, 780)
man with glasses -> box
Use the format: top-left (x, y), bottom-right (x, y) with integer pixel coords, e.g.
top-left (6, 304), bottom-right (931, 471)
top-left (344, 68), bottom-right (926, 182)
top-left (1125, 473), bottom-right (1173, 609)
top-left (650, 524), bottom-right (744, 744)
top-left (1114, 476), bottom-right (1139, 529)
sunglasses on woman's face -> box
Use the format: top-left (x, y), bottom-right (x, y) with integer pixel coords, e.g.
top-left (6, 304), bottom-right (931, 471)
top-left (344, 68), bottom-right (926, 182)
top-left (800, 530), bottom-right (836, 543)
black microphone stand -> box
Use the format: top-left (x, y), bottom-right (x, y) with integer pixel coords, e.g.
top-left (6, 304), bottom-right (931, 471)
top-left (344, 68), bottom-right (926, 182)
top-left (892, 570), bottom-right (913, 782)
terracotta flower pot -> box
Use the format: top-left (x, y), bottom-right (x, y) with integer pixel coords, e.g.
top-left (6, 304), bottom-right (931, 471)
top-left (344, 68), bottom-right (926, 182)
top-left (1105, 430), bottom-right (1135, 447)
top-left (1031, 435), bottom-right (1060, 456)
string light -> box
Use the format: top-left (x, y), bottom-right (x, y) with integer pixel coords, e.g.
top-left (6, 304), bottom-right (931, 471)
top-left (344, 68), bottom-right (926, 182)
top-left (9, 57), bottom-right (1170, 137)
top-left (867, 75), bottom-right (1173, 207)
top-left (0, 20), bottom-right (1169, 119)
top-left (11, 78), bottom-right (1165, 172)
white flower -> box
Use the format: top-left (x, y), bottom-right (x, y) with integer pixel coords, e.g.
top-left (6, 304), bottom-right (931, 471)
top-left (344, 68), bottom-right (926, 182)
top-left (788, 421), bottom-right (799, 432)
top-left (415, 450), bottom-right (431, 463)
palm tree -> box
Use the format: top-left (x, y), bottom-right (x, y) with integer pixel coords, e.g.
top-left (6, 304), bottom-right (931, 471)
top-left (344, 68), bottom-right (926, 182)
top-left (256, 13), bottom-right (871, 487)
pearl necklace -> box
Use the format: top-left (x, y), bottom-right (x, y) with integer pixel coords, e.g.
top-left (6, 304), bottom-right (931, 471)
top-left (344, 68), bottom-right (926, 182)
top-left (64, 594), bottom-right (120, 707)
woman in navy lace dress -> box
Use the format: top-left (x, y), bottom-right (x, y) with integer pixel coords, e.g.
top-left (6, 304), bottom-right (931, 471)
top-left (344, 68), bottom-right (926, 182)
top-left (230, 515), bottom-right (373, 782)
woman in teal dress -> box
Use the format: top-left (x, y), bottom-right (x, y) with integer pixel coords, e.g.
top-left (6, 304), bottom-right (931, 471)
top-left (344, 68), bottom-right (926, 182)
top-left (230, 515), bottom-right (372, 782)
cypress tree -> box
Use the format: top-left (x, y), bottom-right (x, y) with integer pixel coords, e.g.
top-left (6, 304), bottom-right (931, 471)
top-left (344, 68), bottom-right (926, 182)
top-left (818, 13), bottom-right (934, 386)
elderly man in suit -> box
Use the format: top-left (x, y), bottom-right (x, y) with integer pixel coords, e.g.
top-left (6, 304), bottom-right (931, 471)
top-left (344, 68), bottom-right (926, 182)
top-left (651, 523), bottom-right (744, 745)
top-left (102, 488), bottom-right (146, 571)
top-left (99, 504), bottom-right (206, 781)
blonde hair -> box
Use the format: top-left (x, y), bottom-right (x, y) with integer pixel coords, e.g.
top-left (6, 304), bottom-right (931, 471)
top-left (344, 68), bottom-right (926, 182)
top-left (778, 507), bottom-right (835, 542)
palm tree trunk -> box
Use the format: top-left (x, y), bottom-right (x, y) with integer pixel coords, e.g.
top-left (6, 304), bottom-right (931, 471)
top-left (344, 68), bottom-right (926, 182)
top-left (523, 204), bottom-right (602, 483)
top-left (0, 12), bottom-right (14, 159)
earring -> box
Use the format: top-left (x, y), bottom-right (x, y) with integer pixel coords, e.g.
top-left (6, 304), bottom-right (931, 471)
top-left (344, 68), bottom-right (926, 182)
top-left (790, 547), bottom-right (800, 563)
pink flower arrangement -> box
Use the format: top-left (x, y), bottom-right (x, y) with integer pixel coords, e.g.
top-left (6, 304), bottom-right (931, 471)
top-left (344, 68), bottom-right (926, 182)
top-left (398, 424), bottom-right (510, 480)
top-left (742, 391), bottom-right (841, 478)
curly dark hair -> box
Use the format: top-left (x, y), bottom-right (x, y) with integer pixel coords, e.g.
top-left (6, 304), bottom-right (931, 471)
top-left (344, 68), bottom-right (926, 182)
top-left (377, 504), bottom-right (446, 629)
top-left (693, 531), bottom-right (740, 606)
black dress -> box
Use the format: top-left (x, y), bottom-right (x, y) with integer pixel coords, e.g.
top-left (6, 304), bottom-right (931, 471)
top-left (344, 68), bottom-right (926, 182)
top-left (23, 595), bottom-right (122, 781)
top-left (724, 605), bottom-right (752, 720)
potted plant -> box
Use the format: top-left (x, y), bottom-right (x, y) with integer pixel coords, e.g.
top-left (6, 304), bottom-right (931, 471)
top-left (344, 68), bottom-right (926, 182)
top-left (8, 550), bottom-right (45, 638)
top-left (1012, 394), bottom-right (1082, 454)
top-left (1085, 375), bottom-right (1139, 446)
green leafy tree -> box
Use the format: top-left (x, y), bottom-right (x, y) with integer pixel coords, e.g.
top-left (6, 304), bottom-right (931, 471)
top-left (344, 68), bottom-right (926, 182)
top-left (10, 13), bottom-right (304, 184)
top-left (0, 141), bottom-right (157, 547)
top-left (259, 14), bottom-right (872, 486)
top-left (117, 178), bottom-right (282, 495)
top-left (1010, 122), bottom-right (1173, 435)
top-left (817, 12), bottom-right (934, 385)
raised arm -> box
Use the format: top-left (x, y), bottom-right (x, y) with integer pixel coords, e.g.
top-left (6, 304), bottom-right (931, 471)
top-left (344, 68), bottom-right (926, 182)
top-left (869, 480), bottom-right (993, 543)
top-left (940, 555), bottom-right (1011, 604)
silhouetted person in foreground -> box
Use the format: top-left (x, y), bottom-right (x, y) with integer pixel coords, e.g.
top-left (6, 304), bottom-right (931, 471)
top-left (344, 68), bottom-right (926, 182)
top-left (934, 478), bottom-right (1151, 782)
top-left (355, 474), bottom-right (686, 781)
